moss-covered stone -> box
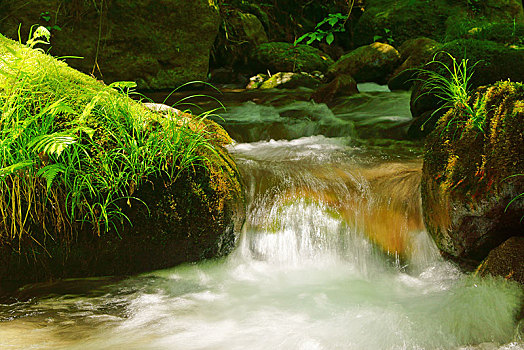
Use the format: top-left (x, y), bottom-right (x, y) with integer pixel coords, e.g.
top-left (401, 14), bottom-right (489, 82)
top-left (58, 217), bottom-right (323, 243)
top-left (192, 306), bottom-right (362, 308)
top-left (0, 35), bottom-right (245, 291)
top-left (0, 0), bottom-right (221, 90)
top-left (250, 42), bottom-right (334, 74)
top-left (353, 0), bottom-right (453, 47)
top-left (410, 39), bottom-right (524, 134)
top-left (258, 72), bottom-right (321, 90)
top-left (328, 42), bottom-right (401, 84)
top-left (421, 81), bottom-right (524, 265)
top-left (354, 0), bottom-right (524, 47)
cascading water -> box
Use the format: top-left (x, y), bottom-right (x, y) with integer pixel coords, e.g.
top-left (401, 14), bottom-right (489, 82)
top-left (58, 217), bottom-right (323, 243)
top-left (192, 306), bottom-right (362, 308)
top-left (0, 86), bottom-right (522, 350)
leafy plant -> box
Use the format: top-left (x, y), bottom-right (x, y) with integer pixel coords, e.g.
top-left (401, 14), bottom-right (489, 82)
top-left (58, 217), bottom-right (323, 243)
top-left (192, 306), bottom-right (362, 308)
top-left (373, 28), bottom-right (394, 45)
top-left (294, 13), bottom-right (347, 46)
top-left (40, 11), bottom-right (62, 32)
top-left (414, 52), bottom-right (483, 133)
top-left (0, 31), bottom-right (224, 247)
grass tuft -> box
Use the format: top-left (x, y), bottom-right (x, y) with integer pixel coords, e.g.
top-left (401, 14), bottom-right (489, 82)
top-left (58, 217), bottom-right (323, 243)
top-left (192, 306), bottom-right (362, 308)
top-left (0, 31), bottom-right (223, 249)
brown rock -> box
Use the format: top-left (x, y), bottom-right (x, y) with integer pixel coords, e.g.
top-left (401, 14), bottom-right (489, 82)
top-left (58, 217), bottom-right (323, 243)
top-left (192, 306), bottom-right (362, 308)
top-left (476, 237), bottom-right (524, 284)
top-left (311, 74), bottom-right (359, 104)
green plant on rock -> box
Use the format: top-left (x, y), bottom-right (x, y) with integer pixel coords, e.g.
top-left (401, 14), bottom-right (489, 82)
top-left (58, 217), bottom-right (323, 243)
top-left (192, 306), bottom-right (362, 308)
top-left (415, 52), bottom-right (484, 133)
top-left (294, 12), bottom-right (347, 46)
top-left (0, 30), bottom-right (220, 247)
top-left (373, 27), bottom-right (394, 45)
top-left (40, 11), bottom-right (62, 32)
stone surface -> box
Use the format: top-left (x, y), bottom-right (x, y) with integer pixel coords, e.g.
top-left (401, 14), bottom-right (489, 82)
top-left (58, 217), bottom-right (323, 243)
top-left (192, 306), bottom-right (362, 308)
top-left (327, 42), bottom-right (401, 84)
top-left (311, 74), bottom-right (359, 104)
top-left (250, 42), bottom-right (334, 74)
top-left (421, 81), bottom-right (524, 264)
top-left (388, 37), bottom-right (441, 91)
top-left (0, 0), bottom-right (221, 90)
top-left (476, 237), bottom-right (524, 284)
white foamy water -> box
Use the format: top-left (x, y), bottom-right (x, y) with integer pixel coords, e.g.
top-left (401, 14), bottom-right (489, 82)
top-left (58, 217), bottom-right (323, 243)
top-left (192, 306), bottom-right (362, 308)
top-left (1, 91), bottom-right (522, 350)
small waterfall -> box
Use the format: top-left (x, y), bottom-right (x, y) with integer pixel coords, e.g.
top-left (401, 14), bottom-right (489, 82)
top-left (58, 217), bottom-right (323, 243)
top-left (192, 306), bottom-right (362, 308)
top-left (230, 136), bottom-right (440, 274)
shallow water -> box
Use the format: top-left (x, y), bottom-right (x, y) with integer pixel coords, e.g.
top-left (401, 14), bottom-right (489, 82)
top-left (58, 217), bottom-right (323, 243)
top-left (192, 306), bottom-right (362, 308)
top-left (1, 85), bottom-right (522, 350)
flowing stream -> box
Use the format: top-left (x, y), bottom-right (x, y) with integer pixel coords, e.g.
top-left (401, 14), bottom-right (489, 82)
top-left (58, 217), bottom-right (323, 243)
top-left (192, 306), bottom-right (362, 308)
top-left (0, 84), bottom-right (522, 349)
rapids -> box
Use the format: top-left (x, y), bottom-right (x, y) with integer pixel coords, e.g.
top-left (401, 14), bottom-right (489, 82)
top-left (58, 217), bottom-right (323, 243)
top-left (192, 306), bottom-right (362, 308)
top-left (0, 84), bottom-right (522, 350)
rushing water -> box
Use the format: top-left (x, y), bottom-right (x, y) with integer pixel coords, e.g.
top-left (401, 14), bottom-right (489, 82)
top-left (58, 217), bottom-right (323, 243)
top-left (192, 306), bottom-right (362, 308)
top-left (1, 85), bottom-right (522, 350)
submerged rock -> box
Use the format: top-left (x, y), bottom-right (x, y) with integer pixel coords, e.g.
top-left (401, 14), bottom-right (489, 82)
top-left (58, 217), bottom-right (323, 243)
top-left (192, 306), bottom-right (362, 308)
top-left (421, 81), bottom-right (524, 265)
top-left (0, 35), bottom-right (244, 290)
top-left (327, 42), bottom-right (401, 84)
top-left (0, 0), bottom-right (221, 89)
top-left (250, 42), bottom-right (334, 74)
top-left (311, 74), bottom-right (359, 104)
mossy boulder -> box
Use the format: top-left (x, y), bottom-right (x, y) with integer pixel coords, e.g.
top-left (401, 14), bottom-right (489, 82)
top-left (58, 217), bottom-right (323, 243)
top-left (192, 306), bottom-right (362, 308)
top-left (0, 0), bottom-right (221, 90)
top-left (0, 35), bottom-right (244, 291)
top-left (258, 72), bottom-right (321, 90)
top-left (211, 9), bottom-right (268, 73)
top-left (327, 42), bottom-right (401, 84)
top-left (388, 37), bottom-right (441, 91)
top-left (476, 237), bottom-right (524, 284)
top-left (353, 0), bottom-right (452, 47)
top-left (410, 39), bottom-right (524, 135)
top-left (421, 81), bottom-right (524, 266)
top-left (354, 0), bottom-right (524, 47)
top-left (250, 42), bottom-right (334, 74)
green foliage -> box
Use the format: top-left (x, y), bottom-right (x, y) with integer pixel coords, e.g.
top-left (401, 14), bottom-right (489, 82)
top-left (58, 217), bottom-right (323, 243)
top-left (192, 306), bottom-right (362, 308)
top-left (294, 13), bottom-right (346, 46)
top-left (0, 32), bottom-right (221, 245)
top-left (39, 11), bottom-right (62, 32)
top-left (415, 52), bottom-right (484, 133)
top-left (373, 28), bottom-right (394, 45)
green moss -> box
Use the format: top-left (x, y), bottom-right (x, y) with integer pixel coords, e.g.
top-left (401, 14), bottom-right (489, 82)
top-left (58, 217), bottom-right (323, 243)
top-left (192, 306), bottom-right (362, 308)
top-left (0, 34), bottom-right (244, 286)
top-left (422, 81), bottom-right (524, 261)
top-left (251, 42), bottom-right (334, 74)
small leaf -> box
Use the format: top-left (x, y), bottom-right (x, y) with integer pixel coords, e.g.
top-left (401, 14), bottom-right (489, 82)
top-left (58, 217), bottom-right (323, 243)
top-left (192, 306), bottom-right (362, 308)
top-left (109, 81), bottom-right (137, 89)
top-left (326, 33), bottom-right (335, 45)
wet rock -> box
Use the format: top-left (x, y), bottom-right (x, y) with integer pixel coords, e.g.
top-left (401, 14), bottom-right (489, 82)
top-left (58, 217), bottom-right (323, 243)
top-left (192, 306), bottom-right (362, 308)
top-left (421, 81), bottom-right (524, 265)
top-left (258, 72), bottom-right (321, 90)
top-left (246, 73), bottom-right (268, 89)
top-left (388, 37), bottom-right (441, 91)
top-left (476, 237), bottom-right (524, 284)
top-left (410, 39), bottom-right (524, 133)
top-left (327, 42), bottom-right (401, 84)
top-left (0, 0), bottom-right (221, 90)
top-left (311, 74), bottom-right (359, 104)
top-left (250, 42), bottom-right (334, 74)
